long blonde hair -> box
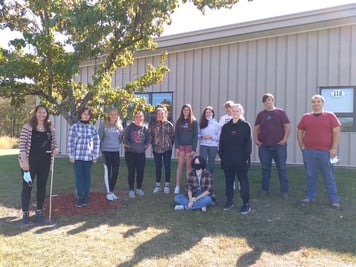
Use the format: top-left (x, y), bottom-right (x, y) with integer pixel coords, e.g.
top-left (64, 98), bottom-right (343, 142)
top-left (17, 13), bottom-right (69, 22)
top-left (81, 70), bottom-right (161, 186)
top-left (105, 108), bottom-right (122, 130)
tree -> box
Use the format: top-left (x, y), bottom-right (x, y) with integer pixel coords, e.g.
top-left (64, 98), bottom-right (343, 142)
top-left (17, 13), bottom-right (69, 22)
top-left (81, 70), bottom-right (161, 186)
top-left (0, 0), bottom-right (239, 125)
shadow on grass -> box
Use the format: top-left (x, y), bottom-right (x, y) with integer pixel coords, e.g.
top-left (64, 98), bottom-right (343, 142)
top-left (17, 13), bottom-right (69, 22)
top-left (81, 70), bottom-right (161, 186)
top-left (1, 154), bottom-right (355, 265)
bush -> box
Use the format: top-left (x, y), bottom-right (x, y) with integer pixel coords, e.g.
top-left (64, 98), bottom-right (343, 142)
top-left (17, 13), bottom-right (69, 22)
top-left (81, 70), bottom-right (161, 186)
top-left (0, 136), bottom-right (18, 149)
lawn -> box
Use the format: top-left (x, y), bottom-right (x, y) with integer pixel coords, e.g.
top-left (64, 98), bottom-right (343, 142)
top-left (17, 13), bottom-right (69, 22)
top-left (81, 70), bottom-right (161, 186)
top-left (0, 150), bottom-right (355, 266)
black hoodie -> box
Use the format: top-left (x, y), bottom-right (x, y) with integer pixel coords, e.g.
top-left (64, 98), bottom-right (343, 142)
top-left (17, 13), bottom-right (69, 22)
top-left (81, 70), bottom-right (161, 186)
top-left (219, 119), bottom-right (252, 167)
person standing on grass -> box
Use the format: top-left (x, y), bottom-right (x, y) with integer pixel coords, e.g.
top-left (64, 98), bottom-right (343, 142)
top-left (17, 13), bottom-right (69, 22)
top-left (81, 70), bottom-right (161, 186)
top-left (174, 155), bottom-right (213, 212)
top-left (150, 106), bottom-right (175, 194)
top-left (297, 94), bottom-right (341, 208)
top-left (99, 108), bottom-right (123, 201)
top-left (173, 104), bottom-right (198, 194)
top-left (253, 93), bottom-right (291, 200)
top-left (19, 104), bottom-right (59, 224)
top-left (198, 106), bottom-right (220, 176)
top-left (219, 104), bottom-right (252, 215)
top-left (123, 111), bottom-right (151, 198)
top-left (67, 106), bottom-right (100, 208)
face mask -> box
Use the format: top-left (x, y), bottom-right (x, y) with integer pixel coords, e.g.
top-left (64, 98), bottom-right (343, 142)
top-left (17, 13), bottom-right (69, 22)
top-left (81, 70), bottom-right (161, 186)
top-left (192, 163), bottom-right (202, 170)
top-left (206, 115), bottom-right (212, 121)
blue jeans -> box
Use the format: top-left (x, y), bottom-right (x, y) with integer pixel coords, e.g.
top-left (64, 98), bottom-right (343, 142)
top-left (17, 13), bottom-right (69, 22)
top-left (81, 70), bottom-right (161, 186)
top-left (199, 145), bottom-right (218, 174)
top-left (258, 144), bottom-right (289, 193)
top-left (302, 149), bottom-right (339, 203)
top-left (73, 160), bottom-right (92, 201)
top-left (174, 190), bottom-right (212, 210)
top-left (153, 150), bottom-right (172, 183)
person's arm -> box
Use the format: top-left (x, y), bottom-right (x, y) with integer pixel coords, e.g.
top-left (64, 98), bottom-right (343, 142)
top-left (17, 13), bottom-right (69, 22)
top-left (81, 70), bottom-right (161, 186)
top-left (253, 124), bottom-right (262, 146)
top-left (330, 126), bottom-right (340, 158)
top-left (278, 123), bottom-right (291, 145)
top-left (297, 129), bottom-right (305, 150)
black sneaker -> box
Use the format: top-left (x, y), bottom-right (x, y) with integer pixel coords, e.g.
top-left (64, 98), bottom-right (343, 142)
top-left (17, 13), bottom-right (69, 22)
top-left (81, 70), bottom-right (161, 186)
top-left (35, 209), bottom-right (45, 224)
top-left (240, 204), bottom-right (251, 215)
top-left (75, 199), bottom-right (83, 208)
top-left (223, 202), bottom-right (233, 210)
top-left (22, 211), bottom-right (30, 225)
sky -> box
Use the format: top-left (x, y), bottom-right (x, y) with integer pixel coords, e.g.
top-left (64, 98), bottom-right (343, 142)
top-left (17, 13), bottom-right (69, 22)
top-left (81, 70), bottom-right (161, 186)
top-left (162, 0), bottom-right (356, 36)
top-left (1, 0), bottom-right (355, 48)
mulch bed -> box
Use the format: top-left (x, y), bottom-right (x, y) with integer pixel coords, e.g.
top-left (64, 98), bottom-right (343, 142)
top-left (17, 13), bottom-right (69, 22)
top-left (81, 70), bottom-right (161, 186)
top-left (42, 192), bottom-right (123, 220)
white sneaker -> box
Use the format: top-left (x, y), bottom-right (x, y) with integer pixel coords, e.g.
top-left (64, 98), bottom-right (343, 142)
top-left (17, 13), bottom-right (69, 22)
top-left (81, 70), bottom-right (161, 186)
top-left (174, 185), bottom-right (180, 194)
top-left (174, 205), bottom-right (184, 210)
top-left (129, 190), bottom-right (136, 198)
top-left (111, 192), bottom-right (118, 199)
top-left (153, 187), bottom-right (161, 194)
top-left (106, 193), bottom-right (114, 201)
top-left (163, 186), bottom-right (170, 194)
top-left (136, 189), bottom-right (145, 197)
top-left (201, 206), bottom-right (207, 212)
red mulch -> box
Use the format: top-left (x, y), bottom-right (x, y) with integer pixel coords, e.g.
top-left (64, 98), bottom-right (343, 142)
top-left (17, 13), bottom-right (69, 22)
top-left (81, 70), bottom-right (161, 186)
top-left (42, 192), bottom-right (122, 220)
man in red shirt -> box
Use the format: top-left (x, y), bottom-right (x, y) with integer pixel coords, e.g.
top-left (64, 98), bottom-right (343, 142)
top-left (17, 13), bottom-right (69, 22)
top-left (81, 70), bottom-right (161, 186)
top-left (297, 94), bottom-right (341, 208)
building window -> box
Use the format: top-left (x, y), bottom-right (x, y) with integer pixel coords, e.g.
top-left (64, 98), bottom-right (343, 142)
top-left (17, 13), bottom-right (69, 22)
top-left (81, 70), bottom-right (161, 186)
top-left (320, 86), bottom-right (356, 132)
top-left (135, 92), bottom-right (173, 124)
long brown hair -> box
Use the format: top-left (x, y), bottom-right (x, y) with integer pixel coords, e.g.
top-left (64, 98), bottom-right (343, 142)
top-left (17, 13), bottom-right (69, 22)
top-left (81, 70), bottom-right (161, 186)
top-left (29, 105), bottom-right (51, 130)
top-left (199, 106), bottom-right (215, 129)
top-left (176, 104), bottom-right (196, 129)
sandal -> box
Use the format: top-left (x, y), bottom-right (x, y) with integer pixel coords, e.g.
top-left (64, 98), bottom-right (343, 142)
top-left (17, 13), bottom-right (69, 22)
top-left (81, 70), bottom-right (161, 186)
top-left (331, 202), bottom-right (340, 209)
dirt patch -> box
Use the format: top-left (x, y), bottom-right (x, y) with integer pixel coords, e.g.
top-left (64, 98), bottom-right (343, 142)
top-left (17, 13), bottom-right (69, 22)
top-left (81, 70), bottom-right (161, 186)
top-left (42, 192), bottom-right (122, 220)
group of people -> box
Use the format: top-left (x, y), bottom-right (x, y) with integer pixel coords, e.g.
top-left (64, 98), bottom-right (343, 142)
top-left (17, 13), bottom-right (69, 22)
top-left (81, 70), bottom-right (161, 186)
top-left (18, 93), bottom-right (341, 224)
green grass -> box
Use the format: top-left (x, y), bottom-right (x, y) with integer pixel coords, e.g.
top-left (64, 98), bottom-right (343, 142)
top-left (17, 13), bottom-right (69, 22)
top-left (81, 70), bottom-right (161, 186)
top-left (0, 150), bottom-right (355, 266)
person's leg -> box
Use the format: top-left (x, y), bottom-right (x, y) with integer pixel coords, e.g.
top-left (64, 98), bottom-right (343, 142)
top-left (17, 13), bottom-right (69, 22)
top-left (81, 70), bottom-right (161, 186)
top-left (236, 163), bottom-right (250, 205)
top-left (273, 144), bottom-right (289, 193)
top-left (163, 149), bottom-right (172, 183)
top-left (318, 150), bottom-right (340, 203)
top-left (174, 194), bottom-right (189, 206)
top-left (125, 152), bottom-right (136, 191)
top-left (153, 151), bottom-right (163, 184)
top-left (35, 156), bottom-right (51, 210)
top-left (199, 145), bottom-right (208, 163)
top-left (207, 146), bottom-right (218, 175)
top-left (136, 152), bottom-right (146, 189)
top-left (258, 146), bottom-right (273, 192)
top-left (73, 160), bottom-right (84, 201)
top-left (82, 160), bottom-right (93, 204)
top-left (175, 151), bottom-right (185, 187)
top-left (302, 149), bottom-right (318, 201)
top-left (191, 195), bottom-right (212, 209)
top-left (185, 149), bottom-right (193, 175)
top-left (102, 152), bottom-right (111, 193)
top-left (21, 169), bottom-right (33, 212)
top-left (110, 151), bottom-right (120, 192)
top-left (223, 167), bottom-right (235, 205)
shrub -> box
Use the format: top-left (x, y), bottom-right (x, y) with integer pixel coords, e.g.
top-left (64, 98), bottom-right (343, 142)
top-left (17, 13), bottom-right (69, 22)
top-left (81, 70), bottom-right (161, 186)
top-left (0, 136), bottom-right (18, 149)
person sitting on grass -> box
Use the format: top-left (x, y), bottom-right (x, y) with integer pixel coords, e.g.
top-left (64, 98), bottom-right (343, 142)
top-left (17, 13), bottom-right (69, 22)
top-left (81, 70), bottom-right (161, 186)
top-left (174, 155), bottom-right (213, 212)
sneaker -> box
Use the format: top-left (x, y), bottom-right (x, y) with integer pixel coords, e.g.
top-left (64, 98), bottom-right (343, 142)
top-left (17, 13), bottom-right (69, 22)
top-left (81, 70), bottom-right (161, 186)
top-left (129, 190), bottom-right (136, 198)
top-left (174, 205), bottom-right (184, 210)
top-left (106, 193), bottom-right (114, 201)
top-left (35, 209), bottom-right (45, 224)
top-left (163, 186), bottom-right (170, 194)
top-left (22, 211), bottom-right (30, 225)
top-left (75, 199), bottom-right (83, 207)
top-left (223, 202), bottom-right (233, 210)
top-left (111, 192), bottom-right (118, 200)
top-left (331, 202), bottom-right (340, 209)
top-left (240, 204), bottom-right (251, 215)
top-left (153, 186), bottom-right (161, 194)
top-left (174, 185), bottom-right (180, 194)
top-left (136, 189), bottom-right (145, 197)
top-left (201, 206), bottom-right (207, 212)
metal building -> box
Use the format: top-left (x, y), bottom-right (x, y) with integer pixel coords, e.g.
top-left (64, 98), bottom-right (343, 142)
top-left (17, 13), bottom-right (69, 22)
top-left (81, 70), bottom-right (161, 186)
top-left (54, 3), bottom-right (356, 167)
